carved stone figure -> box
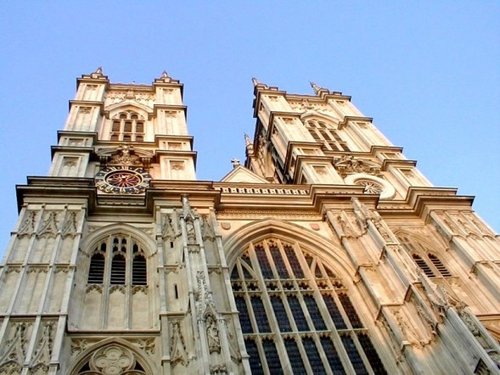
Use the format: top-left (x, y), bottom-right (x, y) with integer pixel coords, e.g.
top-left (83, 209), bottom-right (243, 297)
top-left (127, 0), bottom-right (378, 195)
top-left (201, 215), bottom-right (216, 241)
top-left (333, 155), bottom-right (381, 177)
top-left (206, 314), bottom-right (221, 354)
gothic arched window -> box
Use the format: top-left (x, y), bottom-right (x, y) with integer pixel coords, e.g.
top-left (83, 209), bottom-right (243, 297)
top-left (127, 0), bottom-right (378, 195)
top-left (87, 234), bottom-right (148, 286)
top-left (305, 119), bottom-right (350, 152)
top-left (231, 238), bottom-right (387, 374)
top-left (110, 110), bottom-right (145, 142)
top-left (398, 234), bottom-right (452, 278)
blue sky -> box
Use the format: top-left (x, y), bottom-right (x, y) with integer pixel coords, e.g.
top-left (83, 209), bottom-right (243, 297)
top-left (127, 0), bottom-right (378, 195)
top-left (0, 2), bottom-right (498, 255)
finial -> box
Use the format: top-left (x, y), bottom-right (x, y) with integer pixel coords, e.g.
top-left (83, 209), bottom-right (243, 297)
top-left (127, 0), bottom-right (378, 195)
top-left (231, 158), bottom-right (241, 168)
top-left (244, 133), bottom-right (252, 146)
top-left (95, 66), bottom-right (103, 74)
top-left (310, 81), bottom-right (321, 94)
top-left (251, 77), bottom-right (261, 86)
top-left (161, 71), bottom-right (169, 78)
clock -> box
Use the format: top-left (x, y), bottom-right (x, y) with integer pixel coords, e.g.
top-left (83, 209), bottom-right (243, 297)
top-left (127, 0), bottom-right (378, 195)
top-left (95, 166), bottom-right (151, 194)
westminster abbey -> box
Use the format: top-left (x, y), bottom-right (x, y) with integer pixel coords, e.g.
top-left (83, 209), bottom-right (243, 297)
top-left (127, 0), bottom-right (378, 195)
top-left (0, 69), bottom-right (498, 374)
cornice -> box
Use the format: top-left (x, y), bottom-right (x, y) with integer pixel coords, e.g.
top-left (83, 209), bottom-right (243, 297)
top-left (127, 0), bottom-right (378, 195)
top-left (68, 100), bottom-right (104, 112)
top-left (16, 177), bottom-right (96, 212)
top-left (381, 159), bottom-right (417, 171)
top-left (57, 130), bottom-right (98, 142)
top-left (153, 104), bottom-right (187, 116)
top-left (51, 145), bottom-right (94, 158)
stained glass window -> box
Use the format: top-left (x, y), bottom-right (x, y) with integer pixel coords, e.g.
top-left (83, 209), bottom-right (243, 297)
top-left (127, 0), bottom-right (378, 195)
top-left (231, 238), bottom-right (387, 374)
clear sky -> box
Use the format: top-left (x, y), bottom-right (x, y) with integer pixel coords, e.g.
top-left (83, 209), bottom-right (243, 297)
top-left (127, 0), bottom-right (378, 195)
top-left (0, 2), bottom-right (498, 256)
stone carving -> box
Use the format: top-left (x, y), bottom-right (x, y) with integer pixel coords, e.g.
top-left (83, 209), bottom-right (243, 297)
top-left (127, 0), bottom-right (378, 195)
top-left (186, 219), bottom-right (197, 245)
top-left (459, 309), bottom-right (500, 367)
top-left (352, 197), bottom-right (374, 234)
top-left (206, 314), bottom-right (221, 354)
top-left (109, 145), bottom-right (141, 166)
top-left (170, 321), bottom-right (188, 366)
top-left (18, 211), bottom-right (37, 237)
top-left (105, 90), bottom-right (155, 106)
top-left (223, 319), bottom-right (241, 361)
top-left (210, 363), bottom-right (228, 374)
top-left (456, 217), bottom-right (478, 236)
top-left (334, 155), bottom-right (381, 177)
top-left (71, 339), bottom-right (89, 356)
top-left (161, 214), bottom-right (179, 239)
top-left (195, 271), bottom-right (209, 303)
top-left (394, 310), bottom-right (420, 347)
top-left (30, 321), bottom-right (54, 372)
top-left (414, 302), bottom-right (437, 337)
top-left (201, 215), bottom-right (216, 242)
top-left (336, 211), bottom-right (358, 238)
top-left (86, 284), bottom-right (103, 294)
top-left (419, 272), bottom-right (465, 315)
top-left (87, 344), bottom-right (145, 374)
top-left (37, 211), bottom-right (59, 238)
top-left (463, 212), bottom-right (492, 236)
top-left (0, 322), bottom-right (29, 373)
top-left (61, 211), bottom-right (78, 237)
top-left (109, 285), bottom-right (126, 294)
top-left (132, 338), bottom-right (155, 356)
top-left (132, 285), bottom-right (148, 295)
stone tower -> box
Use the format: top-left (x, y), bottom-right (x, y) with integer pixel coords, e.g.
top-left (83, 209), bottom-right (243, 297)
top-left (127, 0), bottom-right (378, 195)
top-left (0, 70), bottom-right (498, 375)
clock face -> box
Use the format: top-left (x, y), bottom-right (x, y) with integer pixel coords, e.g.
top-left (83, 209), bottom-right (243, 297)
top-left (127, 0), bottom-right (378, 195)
top-left (95, 166), bottom-right (151, 194)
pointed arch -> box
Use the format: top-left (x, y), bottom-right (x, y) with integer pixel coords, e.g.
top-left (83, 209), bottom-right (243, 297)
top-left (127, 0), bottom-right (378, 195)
top-left (225, 219), bottom-right (388, 374)
top-left (224, 219), bottom-right (355, 278)
top-left (105, 101), bottom-right (152, 117)
top-left (82, 223), bottom-right (156, 258)
top-left (300, 110), bottom-right (341, 125)
top-left (395, 229), bottom-right (452, 278)
top-left (69, 338), bottom-right (155, 375)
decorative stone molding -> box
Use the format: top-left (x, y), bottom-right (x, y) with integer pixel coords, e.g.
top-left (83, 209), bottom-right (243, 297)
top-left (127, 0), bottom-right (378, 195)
top-left (0, 322), bottom-right (31, 373)
top-left (170, 321), bottom-right (188, 366)
top-left (345, 173), bottom-right (395, 199)
top-left (37, 211), bottom-right (59, 238)
top-left (61, 211), bottom-right (79, 238)
top-left (30, 321), bottom-right (55, 372)
top-left (201, 215), bottom-right (216, 242)
top-left (18, 211), bottom-right (37, 237)
top-left (333, 155), bottom-right (382, 177)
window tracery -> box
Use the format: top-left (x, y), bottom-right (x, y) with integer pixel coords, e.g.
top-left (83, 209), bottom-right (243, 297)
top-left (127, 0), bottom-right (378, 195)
top-left (87, 234), bottom-right (148, 286)
top-left (305, 119), bottom-right (350, 152)
top-left (231, 238), bottom-right (386, 374)
top-left (110, 110), bottom-right (145, 142)
top-left (398, 234), bottom-right (451, 278)
top-left (74, 344), bottom-right (146, 375)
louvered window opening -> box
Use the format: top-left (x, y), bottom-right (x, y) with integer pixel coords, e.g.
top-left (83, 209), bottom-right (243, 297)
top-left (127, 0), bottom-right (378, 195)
top-left (305, 120), bottom-right (350, 152)
top-left (231, 238), bottom-right (387, 374)
top-left (399, 234), bottom-right (452, 278)
top-left (87, 235), bottom-right (148, 286)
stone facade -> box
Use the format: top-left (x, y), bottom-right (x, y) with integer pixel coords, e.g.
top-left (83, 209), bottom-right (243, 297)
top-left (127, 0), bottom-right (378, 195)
top-left (0, 69), bottom-right (498, 374)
